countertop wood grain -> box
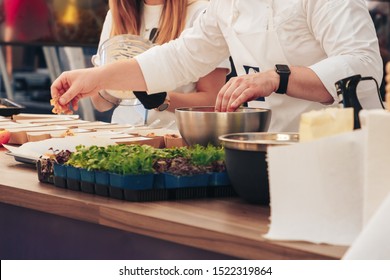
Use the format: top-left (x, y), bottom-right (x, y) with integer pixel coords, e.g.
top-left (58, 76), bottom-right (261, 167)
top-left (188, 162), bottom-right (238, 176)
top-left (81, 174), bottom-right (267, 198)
top-left (0, 148), bottom-right (348, 259)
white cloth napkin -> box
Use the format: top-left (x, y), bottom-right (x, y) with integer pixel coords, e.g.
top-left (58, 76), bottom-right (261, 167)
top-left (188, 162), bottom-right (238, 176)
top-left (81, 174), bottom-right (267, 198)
top-left (265, 130), bottom-right (364, 246)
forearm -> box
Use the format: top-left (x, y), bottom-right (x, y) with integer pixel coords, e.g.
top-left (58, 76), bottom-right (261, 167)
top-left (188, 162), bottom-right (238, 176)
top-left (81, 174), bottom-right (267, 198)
top-left (167, 91), bottom-right (216, 112)
top-left (98, 59), bottom-right (148, 92)
top-left (286, 66), bottom-right (333, 104)
top-left (51, 58), bottom-right (148, 107)
top-left (167, 67), bottom-right (228, 112)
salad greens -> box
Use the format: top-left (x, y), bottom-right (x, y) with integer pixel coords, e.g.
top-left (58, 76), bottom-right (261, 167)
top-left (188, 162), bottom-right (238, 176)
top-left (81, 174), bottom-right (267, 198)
top-left (153, 144), bottom-right (226, 176)
top-left (62, 143), bottom-right (226, 176)
top-left (67, 144), bottom-right (155, 175)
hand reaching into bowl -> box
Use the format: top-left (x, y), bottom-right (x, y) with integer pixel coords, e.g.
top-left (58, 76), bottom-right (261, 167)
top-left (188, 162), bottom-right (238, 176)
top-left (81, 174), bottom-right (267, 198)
top-left (215, 70), bottom-right (279, 112)
top-left (214, 67), bottom-right (334, 112)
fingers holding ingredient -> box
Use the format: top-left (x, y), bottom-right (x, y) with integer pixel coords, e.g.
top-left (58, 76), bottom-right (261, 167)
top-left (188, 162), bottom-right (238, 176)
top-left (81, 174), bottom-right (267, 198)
top-left (50, 69), bottom-right (101, 114)
top-left (50, 97), bottom-right (73, 115)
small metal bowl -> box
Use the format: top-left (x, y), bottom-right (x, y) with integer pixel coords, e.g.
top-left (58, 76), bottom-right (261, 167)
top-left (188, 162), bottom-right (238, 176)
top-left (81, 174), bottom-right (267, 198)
top-left (175, 106), bottom-right (271, 146)
top-left (219, 132), bottom-right (299, 204)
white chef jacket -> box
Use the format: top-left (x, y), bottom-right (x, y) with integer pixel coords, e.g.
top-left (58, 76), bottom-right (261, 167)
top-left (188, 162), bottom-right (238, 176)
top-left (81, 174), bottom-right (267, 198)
top-left (136, 0), bottom-right (383, 132)
top-left (93, 1), bottom-right (230, 127)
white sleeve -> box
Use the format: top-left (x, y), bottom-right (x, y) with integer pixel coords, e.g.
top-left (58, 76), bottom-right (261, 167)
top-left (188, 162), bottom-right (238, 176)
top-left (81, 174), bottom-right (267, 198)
top-left (91, 11), bottom-right (112, 67)
top-left (186, 1), bottom-right (231, 73)
top-left (306, 0), bottom-right (383, 102)
top-left (185, 0), bottom-right (209, 28)
top-left (135, 1), bottom-right (230, 94)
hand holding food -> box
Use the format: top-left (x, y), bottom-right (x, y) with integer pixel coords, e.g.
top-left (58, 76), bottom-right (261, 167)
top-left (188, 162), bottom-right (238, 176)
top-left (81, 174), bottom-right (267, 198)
top-left (50, 97), bottom-right (74, 115)
top-left (50, 68), bottom-right (103, 114)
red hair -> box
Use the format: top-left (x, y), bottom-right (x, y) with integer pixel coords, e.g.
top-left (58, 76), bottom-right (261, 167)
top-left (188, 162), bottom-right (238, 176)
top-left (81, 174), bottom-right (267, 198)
top-left (109, 0), bottom-right (189, 44)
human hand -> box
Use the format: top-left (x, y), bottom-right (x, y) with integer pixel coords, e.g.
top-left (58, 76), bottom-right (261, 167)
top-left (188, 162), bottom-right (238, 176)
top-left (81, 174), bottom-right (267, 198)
top-left (215, 71), bottom-right (279, 112)
top-left (50, 68), bottom-right (102, 112)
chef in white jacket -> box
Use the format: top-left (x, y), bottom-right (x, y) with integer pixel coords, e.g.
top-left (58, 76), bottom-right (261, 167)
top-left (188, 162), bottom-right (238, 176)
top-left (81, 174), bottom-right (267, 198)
top-left (52, 0), bottom-right (383, 132)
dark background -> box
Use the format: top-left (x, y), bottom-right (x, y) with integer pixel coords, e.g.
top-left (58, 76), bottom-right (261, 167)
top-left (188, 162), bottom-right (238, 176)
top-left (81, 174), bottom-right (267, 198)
top-left (0, 1), bottom-right (389, 119)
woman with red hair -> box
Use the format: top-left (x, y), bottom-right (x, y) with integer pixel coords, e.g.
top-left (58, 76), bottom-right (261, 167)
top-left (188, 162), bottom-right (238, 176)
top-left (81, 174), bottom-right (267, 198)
top-left (90, 0), bottom-right (229, 128)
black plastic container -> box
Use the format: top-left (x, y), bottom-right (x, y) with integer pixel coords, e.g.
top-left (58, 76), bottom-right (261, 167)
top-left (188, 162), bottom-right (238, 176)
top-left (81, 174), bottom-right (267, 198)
top-left (207, 172), bottom-right (235, 197)
top-left (110, 173), bottom-right (155, 200)
top-left (124, 189), bottom-right (169, 202)
top-left (66, 166), bottom-right (81, 191)
top-left (79, 168), bottom-right (95, 194)
top-left (164, 173), bottom-right (210, 200)
top-left (94, 171), bottom-right (110, 197)
top-left (109, 186), bottom-right (125, 200)
top-left (174, 186), bottom-right (208, 200)
top-left (208, 172), bottom-right (230, 187)
top-left (39, 164), bottom-right (237, 202)
top-left (53, 163), bottom-right (67, 189)
top-left (207, 185), bottom-right (237, 198)
top-left (36, 159), bottom-right (54, 184)
top-left (164, 173), bottom-right (209, 189)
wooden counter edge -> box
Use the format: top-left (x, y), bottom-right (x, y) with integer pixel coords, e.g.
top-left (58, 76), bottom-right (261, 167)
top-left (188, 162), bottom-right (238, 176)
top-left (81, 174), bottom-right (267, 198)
top-left (0, 184), bottom-right (346, 260)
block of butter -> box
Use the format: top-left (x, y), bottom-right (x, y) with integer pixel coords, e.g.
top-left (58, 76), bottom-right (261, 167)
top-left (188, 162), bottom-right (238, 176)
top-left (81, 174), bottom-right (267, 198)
top-left (299, 107), bottom-right (354, 142)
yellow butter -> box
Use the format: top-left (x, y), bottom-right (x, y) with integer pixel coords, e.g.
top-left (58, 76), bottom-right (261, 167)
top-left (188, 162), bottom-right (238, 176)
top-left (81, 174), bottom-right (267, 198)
top-left (299, 107), bottom-right (354, 142)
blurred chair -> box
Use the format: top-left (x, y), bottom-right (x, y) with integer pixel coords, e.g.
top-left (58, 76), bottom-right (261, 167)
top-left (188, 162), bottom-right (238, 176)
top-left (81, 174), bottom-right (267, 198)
top-left (44, 46), bottom-right (95, 121)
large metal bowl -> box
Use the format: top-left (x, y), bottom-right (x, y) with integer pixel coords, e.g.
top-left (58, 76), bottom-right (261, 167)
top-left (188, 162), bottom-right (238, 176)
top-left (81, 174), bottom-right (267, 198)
top-left (219, 132), bottom-right (299, 204)
top-left (175, 106), bottom-right (271, 146)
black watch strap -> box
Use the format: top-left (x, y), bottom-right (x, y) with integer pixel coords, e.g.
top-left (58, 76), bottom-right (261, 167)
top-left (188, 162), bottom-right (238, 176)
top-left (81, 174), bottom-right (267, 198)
top-left (275, 64), bottom-right (291, 94)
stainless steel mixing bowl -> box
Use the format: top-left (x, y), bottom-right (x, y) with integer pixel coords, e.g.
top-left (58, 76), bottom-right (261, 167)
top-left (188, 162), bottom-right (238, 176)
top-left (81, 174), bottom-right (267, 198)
top-left (219, 132), bottom-right (299, 204)
top-left (175, 106), bottom-right (271, 146)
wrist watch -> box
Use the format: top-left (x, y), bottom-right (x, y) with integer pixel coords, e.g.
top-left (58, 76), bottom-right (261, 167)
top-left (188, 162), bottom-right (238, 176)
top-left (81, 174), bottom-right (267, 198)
top-left (275, 64), bottom-right (291, 94)
top-left (155, 95), bottom-right (170, 111)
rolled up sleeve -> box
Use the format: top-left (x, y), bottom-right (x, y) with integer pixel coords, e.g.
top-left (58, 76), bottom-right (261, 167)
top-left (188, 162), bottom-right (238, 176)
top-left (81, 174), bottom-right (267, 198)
top-left (307, 0), bottom-right (383, 103)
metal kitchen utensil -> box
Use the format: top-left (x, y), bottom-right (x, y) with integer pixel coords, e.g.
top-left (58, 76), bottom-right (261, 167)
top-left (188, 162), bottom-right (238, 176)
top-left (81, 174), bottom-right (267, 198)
top-left (335, 74), bottom-right (385, 129)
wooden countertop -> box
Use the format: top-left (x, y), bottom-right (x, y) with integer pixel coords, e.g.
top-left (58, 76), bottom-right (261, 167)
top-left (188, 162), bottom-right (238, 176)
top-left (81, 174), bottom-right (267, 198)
top-left (0, 148), bottom-right (348, 259)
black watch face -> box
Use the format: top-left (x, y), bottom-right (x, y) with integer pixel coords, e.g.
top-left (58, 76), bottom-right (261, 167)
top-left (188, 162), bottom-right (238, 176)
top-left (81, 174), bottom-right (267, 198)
top-left (276, 64), bottom-right (290, 74)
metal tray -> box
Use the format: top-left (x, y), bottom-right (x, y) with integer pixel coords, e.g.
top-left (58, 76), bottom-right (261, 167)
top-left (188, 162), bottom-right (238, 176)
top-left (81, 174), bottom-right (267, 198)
top-left (0, 98), bottom-right (25, 117)
top-left (5, 152), bottom-right (37, 165)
